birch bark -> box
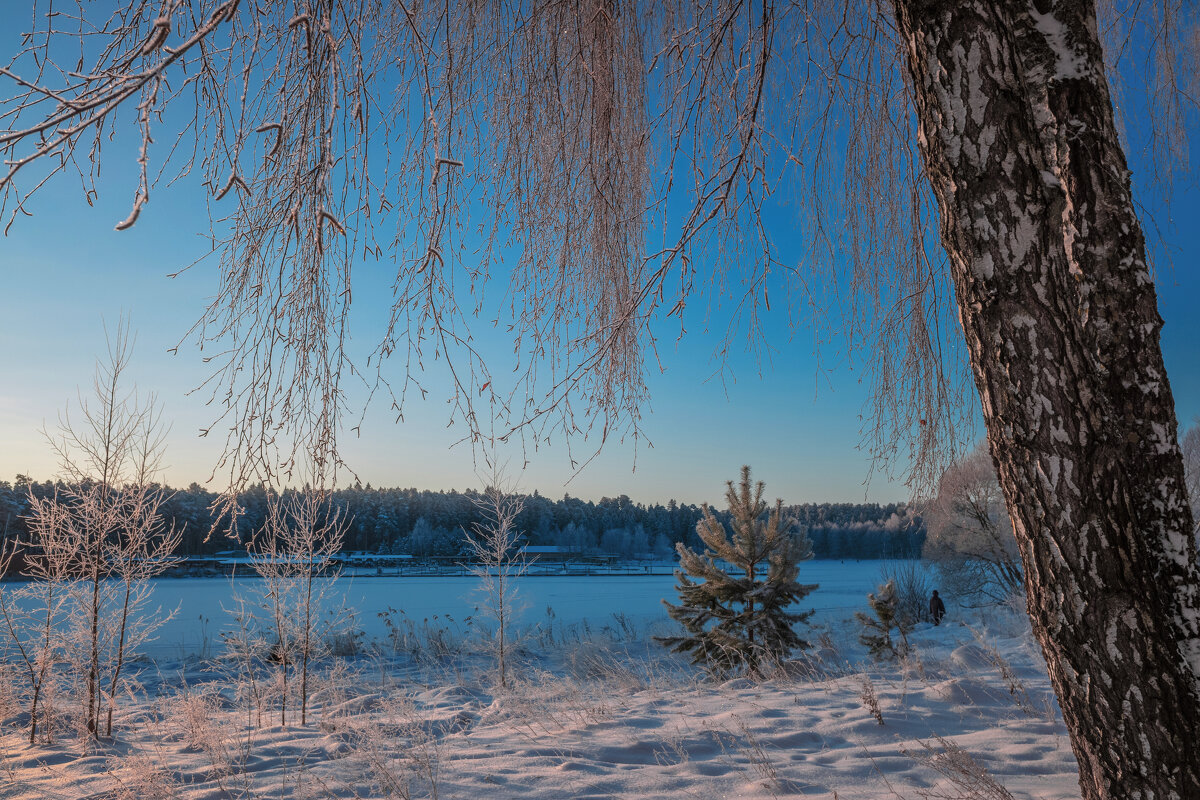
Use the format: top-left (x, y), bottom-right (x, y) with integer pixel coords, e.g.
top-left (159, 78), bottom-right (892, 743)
top-left (894, 1), bottom-right (1200, 797)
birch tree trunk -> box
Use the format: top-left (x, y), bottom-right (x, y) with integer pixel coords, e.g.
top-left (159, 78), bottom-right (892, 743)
top-left (893, 1), bottom-right (1200, 797)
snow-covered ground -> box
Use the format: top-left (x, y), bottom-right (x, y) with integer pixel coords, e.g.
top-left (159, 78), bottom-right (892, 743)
top-left (0, 566), bottom-right (1081, 799)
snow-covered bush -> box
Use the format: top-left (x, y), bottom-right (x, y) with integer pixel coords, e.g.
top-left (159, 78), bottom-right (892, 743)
top-left (879, 560), bottom-right (933, 626)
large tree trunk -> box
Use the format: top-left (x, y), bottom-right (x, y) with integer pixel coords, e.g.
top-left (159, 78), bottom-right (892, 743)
top-left (893, 1), bottom-right (1200, 797)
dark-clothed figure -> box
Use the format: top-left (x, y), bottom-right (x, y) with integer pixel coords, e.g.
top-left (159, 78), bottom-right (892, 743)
top-left (929, 590), bottom-right (946, 625)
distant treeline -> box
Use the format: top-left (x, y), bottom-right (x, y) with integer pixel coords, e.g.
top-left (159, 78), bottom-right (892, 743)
top-left (0, 476), bottom-right (924, 560)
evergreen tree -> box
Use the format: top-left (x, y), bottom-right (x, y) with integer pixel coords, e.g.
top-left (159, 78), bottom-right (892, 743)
top-left (856, 580), bottom-right (911, 661)
top-left (659, 466), bottom-right (817, 675)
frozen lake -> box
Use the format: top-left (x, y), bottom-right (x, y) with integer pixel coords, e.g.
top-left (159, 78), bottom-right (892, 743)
top-left (143, 559), bottom-right (917, 658)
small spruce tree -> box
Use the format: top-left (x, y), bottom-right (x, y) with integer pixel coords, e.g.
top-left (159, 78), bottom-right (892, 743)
top-left (659, 466), bottom-right (818, 675)
top-left (856, 580), bottom-right (912, 661)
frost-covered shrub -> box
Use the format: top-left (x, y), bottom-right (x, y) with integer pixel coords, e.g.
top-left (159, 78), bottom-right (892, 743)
top-left (245, 490), bottom-right (347, 726)
top-left (880, 560), bottom-right (933, 625)
top-left (922, 444), bottom-right (1022, 607)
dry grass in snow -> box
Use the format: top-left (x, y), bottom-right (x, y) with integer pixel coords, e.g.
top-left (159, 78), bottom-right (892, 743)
top-left (0, 610), bottom-right (1080, 799)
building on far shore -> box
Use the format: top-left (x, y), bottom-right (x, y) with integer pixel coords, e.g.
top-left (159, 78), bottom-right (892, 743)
top-left (520, 544), bottom-right (580, 563)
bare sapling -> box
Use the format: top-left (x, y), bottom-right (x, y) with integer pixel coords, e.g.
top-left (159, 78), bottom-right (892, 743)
top-left (0, 510), bottom-right (73, 743)
top-left (466, 470), bottom-right (527, 689)
top-left (36, 322), bottom-right (180, 739)
top-left (248, 505), bottom-right (295, 728)
top-left (248, 489), bottom-right (345, 726)
top-left (102, 411), bottom-right (181, 737)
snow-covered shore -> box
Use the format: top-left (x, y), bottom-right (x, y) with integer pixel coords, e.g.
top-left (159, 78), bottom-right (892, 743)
top-left (1, 605), bottom-right (1080, 799)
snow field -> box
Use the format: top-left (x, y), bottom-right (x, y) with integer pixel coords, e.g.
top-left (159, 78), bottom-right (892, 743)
top-left (0, 606), bottom-right (1081, 799)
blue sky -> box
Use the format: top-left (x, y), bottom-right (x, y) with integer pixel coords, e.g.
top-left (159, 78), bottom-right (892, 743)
top-left (1, 15), bottom-right (1197, 507)
top-left (0, 181), bottom-right (910, 506)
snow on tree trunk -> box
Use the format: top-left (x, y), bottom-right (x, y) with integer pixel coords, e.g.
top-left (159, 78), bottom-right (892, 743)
top-left (893, 2), bottom-right (1200, 798)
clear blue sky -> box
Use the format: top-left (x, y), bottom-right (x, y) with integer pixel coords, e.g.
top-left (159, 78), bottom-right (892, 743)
top-left (1, 15), bottom-right (1197, 507)
top-left (0, 181), bottom-right (917, 506)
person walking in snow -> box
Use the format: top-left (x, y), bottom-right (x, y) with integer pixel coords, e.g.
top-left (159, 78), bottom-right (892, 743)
top-left (929, 590), bottom-right (946, 625)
